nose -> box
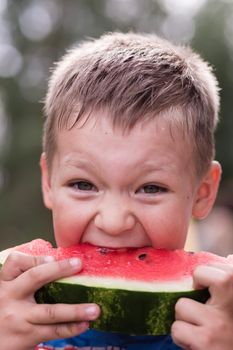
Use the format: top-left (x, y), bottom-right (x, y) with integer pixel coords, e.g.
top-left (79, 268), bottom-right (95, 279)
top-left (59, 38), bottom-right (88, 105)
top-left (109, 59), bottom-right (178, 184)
top-left (94, 195), bottom-right (136, 236)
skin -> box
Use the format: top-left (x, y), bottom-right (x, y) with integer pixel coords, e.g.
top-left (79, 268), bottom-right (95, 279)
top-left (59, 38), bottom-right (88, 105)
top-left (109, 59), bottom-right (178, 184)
top-left (0, 110), bottom-right (232, 349)
top-left (42, 115), bottom-right (206, 250)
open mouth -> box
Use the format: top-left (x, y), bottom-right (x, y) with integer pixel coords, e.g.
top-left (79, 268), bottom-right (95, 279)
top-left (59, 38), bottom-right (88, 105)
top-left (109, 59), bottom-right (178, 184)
top-left (83, 242), bottom-right (152, 253)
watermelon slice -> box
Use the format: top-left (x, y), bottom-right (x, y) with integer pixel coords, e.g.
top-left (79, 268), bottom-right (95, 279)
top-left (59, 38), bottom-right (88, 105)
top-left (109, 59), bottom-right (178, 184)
top-left (0, 239), bottom-right (232, 335)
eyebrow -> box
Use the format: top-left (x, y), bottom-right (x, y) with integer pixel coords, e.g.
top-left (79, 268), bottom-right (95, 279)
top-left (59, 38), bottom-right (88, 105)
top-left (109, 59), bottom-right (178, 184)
top-left (63, 157), bottom-right (178, 176)
top-left (63, 157), bottom-right (99, 173)
top-left (64, 158), bottom-right (174, 172)
top-left (139, 161), bottom-right (177, 174)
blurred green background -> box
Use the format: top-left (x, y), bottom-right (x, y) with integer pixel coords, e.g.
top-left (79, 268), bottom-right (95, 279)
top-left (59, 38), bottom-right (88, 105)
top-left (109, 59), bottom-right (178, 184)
top-left (0, 0), bottom-right (233, 251)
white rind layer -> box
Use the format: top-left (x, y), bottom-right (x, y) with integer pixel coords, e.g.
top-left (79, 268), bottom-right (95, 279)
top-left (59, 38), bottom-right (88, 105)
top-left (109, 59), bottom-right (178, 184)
top-left (58, 274), bottom-right (194, 292)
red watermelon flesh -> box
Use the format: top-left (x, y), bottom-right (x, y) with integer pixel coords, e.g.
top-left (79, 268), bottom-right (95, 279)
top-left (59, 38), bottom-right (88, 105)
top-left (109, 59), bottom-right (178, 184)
top-left (10, 239), bottom-right (231, 283)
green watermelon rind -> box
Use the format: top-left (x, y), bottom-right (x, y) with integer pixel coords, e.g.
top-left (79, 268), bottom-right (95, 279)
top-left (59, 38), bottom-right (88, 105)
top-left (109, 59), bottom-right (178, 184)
top-left (35, 279), bottom-right (210, 335)
top-left (0, 242), bottom-right (212, 335)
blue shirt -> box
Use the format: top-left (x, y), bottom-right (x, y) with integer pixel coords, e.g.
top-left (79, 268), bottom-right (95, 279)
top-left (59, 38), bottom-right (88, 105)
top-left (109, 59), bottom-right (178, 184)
top-left (37, 330), bottom-right (182, 349)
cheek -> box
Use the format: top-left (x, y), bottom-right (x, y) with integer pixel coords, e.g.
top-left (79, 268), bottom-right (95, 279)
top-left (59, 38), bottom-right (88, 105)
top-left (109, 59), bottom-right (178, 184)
top-left (140, 203), bottom-right (190, 249)
top-left (52, 199), bottom-right (96, 247)
top-left (53, 213), bottom-right (82, 247)
top-left (52, 203), bottom-right (81, 247)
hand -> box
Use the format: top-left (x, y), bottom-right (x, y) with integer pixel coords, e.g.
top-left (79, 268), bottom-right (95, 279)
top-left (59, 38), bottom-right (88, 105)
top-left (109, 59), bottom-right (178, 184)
top-left (171, 263), bottom-right (233, 350)
top-left (0, 251), bottom-right (100, 350)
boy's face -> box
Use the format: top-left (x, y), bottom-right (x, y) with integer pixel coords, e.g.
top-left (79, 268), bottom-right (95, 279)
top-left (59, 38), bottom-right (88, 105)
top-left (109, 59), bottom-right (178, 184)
top-left (41, 110), bottom-right (221, 249)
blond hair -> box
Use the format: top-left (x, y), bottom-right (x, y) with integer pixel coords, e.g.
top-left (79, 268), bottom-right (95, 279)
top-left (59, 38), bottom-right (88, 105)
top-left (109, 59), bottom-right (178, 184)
top-left (43, 32), bottom-right (220, 176)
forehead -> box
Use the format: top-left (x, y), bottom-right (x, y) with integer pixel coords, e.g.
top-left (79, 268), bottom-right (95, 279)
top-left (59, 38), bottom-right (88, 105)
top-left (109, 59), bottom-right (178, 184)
top-left (54, 109), bottom-right (196, 178)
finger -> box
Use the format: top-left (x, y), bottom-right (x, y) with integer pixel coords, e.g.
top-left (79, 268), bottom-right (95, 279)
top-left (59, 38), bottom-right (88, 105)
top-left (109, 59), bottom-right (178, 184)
top-left (34, 321), bottom-right (90, 343)
top-left (193, 265), bottom-right (233, 308)
top-left (193, 265), bottom-right (230, 290)
top-left (205, 262), bottom-right (233, 273)
top-left (30, 303), bottom-right (100, 324)
top-left (171, 320), bottom-right (199, 350)
top-left (0, 252), bottom-right (54, 281)
top-left (175, 298), bottom-right (210, 325)
top-left (227, 254), bottom-right (233, 264)
top-left (13, 258), bottom-right (82, 298)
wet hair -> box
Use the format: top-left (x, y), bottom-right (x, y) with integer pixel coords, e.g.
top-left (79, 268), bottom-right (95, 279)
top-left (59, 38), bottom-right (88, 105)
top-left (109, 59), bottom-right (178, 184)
top-left (43, 31), bottom-right (220, 176)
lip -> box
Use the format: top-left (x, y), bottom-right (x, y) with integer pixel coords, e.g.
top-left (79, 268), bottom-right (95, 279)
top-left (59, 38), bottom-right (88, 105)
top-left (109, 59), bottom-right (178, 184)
top-left (82, 241), bottom-right (152, 251)
top-left (97, 246), bottom-right (128, 254)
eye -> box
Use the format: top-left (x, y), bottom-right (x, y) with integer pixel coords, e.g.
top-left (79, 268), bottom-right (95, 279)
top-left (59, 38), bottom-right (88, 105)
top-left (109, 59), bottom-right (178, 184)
top-left (137, 184), bottom-right (167, 194)
top-left (69, 181), bottom-right (97, 192)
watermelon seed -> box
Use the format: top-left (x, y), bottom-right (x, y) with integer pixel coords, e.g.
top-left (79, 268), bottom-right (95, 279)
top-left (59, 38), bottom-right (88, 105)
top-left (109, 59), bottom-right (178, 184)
top-left (138, 253), bottom-right (147, 260)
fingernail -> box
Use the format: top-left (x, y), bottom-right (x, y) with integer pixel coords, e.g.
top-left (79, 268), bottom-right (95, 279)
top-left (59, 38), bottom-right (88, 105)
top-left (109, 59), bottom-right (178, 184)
top-left (69, 258), bottom-right (81, 268)
top-left (85, 305), bottom-right (98, 318)
top-left (44, 255), bottom-right (55, 263)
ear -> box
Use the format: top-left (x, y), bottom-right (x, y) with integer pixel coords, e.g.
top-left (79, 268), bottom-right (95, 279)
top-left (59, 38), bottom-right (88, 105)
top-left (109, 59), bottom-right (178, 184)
top-left (40, 152), bottom-right (53, 209)
top-left (192, 161), bottom-right (222, 219)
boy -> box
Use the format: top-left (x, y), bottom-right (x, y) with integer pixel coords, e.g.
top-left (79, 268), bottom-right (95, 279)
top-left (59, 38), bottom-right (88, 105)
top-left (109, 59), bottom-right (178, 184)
top-left (0, 32), bottom-right (232, 349)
